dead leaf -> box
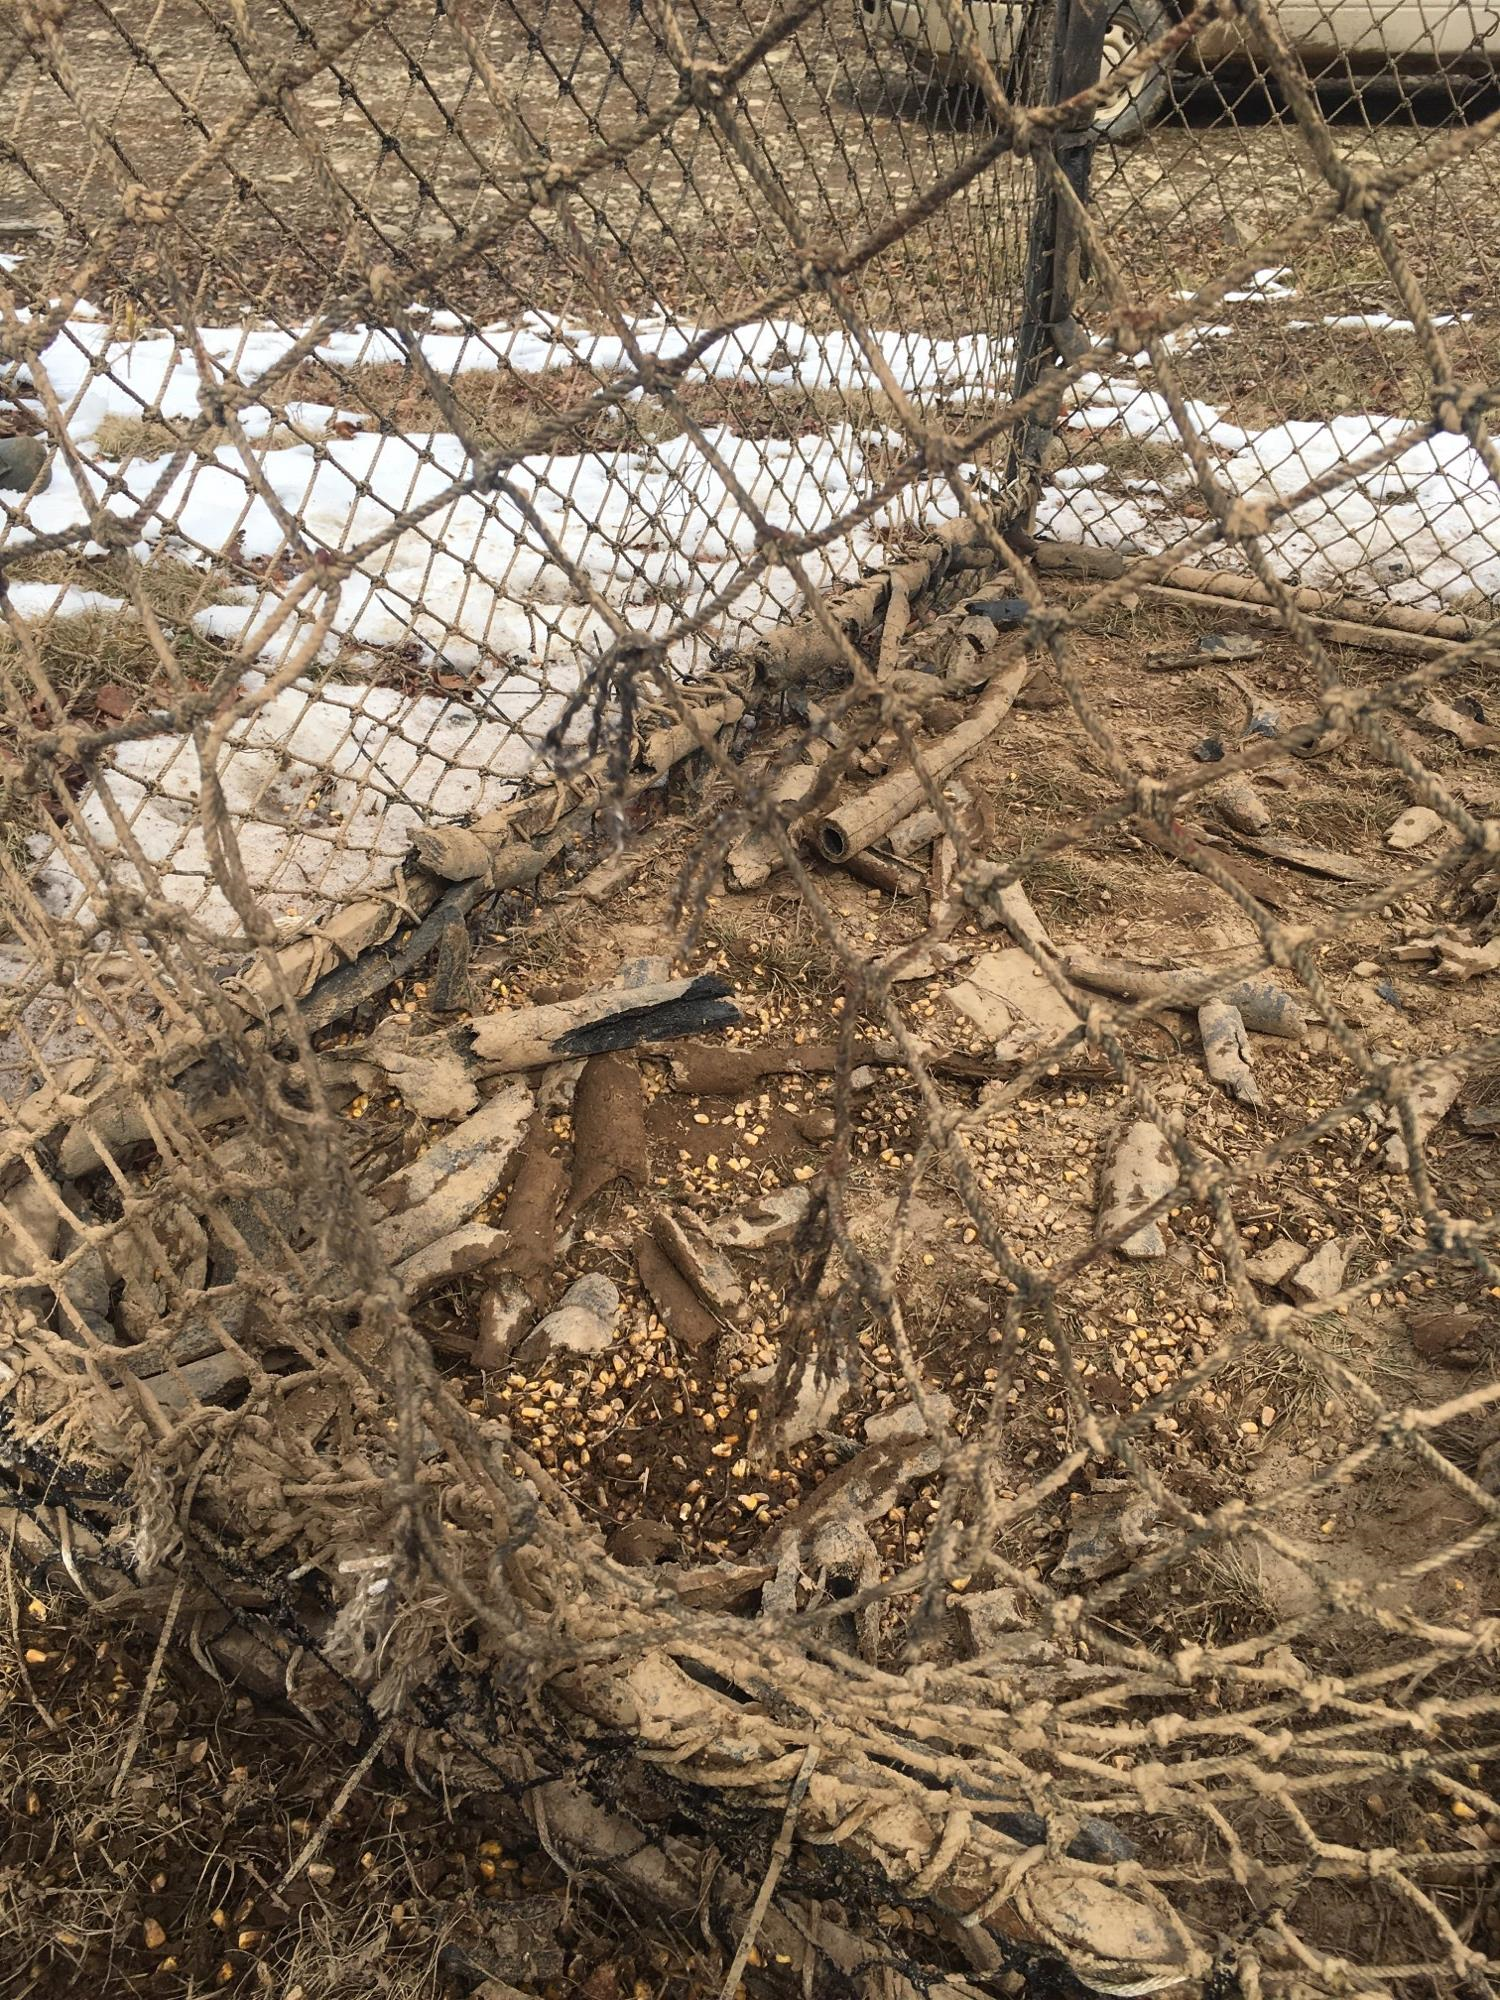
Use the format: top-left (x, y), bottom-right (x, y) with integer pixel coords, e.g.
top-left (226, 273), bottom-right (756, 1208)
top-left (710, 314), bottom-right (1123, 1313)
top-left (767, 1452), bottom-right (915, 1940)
top-left (92, 681), bottom-right (135, 721)
top-left (1406, 1310), bottom-right (1483, 1362)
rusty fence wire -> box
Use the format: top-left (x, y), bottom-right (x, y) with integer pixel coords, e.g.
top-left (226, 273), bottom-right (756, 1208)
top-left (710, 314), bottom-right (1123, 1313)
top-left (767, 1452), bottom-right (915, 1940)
top-left (1, 2), bottom-right (1499, 1996)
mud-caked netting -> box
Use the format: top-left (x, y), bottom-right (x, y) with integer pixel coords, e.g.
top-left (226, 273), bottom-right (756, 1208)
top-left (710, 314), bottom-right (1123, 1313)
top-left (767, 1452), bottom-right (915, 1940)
top-left (3, 1), bottom-right (1500, 1994)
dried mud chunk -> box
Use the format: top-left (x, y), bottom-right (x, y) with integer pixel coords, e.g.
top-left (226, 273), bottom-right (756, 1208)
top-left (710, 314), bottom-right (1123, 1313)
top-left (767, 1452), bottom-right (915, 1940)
top-left (564, 1052), bottom-right (648, 1222)
top-left (1099, 1119), bottom-right (1175, 1260)
top-left (635, 1235), bottom-right (718, 1349)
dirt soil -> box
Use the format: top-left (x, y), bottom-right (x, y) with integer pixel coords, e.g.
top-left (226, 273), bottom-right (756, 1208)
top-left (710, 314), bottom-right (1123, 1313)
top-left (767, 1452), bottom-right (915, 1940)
top-left (2, 1582), bottom-right (711, 2000)
top-left (393, 586), bottom-right (1500, 1612)
top-left (11, 569), bottom-right (1498, 1990)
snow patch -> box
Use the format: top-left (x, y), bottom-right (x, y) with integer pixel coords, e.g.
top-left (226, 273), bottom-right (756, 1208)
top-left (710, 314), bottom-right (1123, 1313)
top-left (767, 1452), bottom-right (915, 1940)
top-left (3, 584), bottom-right (128, 621)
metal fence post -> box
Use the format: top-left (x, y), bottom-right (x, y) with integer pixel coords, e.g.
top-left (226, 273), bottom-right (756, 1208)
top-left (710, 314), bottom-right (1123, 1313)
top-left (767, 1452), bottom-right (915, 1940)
top-left (1007, 0), bottom-right (1108, 523)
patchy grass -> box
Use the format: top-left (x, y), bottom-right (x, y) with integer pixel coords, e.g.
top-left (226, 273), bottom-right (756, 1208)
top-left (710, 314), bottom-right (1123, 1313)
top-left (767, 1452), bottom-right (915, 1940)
top-left (278, 357), bottom-right (998, 474)
top-left (1087, 433), bottom-right (1194, 486)
top-left (1021, 851), bottom-right (1098, 923)
top-left (1, 577), bottom-right (235, 718)
top-left (4, 549), bottom-right (235, 628)
top-left (699, 893), bottom-right (843, 996)
top-left (1288, 772), bottom-right (1411, 850)
top-left (0, 553), bottom-right (243, 898)
top-left (90, 412), bottom-right (189, 461)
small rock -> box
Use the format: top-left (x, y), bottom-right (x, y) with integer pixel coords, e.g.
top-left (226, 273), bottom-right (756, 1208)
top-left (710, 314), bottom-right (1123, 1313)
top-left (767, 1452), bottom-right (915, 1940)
top-left (1406, 1310), bottom-right (1482, 1362)
top-left (617, 952), bottom-right (673, 988)
top-left (515, 1304), bottom-right (612, 1362)
top-left (1381, 1062), bottom-right (1463, 1170)
top-left (967, 595), bottom-right (1029, 628)
top-left (776, 1355), bottom-right (848, 1446)
top-left (559, 1272), bottom-right (618, 1321)
top-left (514, 1274), bottom-right (619, 1366)
top-left (708, 1184), bottom-right (812, 1250)
top-left (1352, 960), bottom-right (1380, 978)
top-left (1054, 1489), bottom-right (1159, 1582)
top-left (1251, 1542), bottom-right (1322, 1621)
top-left (1199, 630), bottom-right (1262, 659)
top-left (798, 1107), bottom-right (837, 1142)
top-left (1211, 770), bottom-right (1272, 835)
top-left (472, 1282), bottom-right (529, 1370)
top-left (1285, 1238), bottom-right (1348, 1304)
top-left (955, 1586), bottom-right (1026, 1655)
top-left (1386, 805), bottom-right (1444, 851)
top-left (608, 1518), bottom-right (677, 1565)
top-left (0, 435), bottom-right (46, 492)
top-left (1192, 736), bottom-right (1225, 763)
top-left (1244, 1238), bottom-right (1307, 1288)
top-left (865, 1391), bottom-right (954, 1445)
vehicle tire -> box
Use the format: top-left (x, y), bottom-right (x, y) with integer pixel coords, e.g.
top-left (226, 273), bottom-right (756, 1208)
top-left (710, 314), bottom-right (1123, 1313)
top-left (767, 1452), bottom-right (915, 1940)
top-left (1092, 0), bottom-right (1175, 144)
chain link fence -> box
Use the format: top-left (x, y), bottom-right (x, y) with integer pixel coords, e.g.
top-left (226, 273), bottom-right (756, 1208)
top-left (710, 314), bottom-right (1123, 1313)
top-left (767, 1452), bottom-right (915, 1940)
top-left (2, 2), bottom-right (1499, 1995)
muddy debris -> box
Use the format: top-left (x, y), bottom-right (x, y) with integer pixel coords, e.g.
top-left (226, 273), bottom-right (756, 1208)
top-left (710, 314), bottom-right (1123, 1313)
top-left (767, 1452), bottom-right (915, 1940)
top-left (471, 1281), bottom-right (530, 1370)
top-left (563, 1051), bottom-right (649, 1221)
top-left (1405, 1309), bottom-right (1485, 1363)
top-left (1099, 1119), bottom-right (1176, 1259)
top-left (635, 1234), bottom-right (718, 1349)
top-left (363, 1021), bottom-right (479, 1120)
top-left (491, 1108), bottom-right (569, 1303)
top-left (653, 1208), bottom-right (744, 1319)
top-left (666, 1040), bottom-right (836, 1094)
top-left (1198, 998), bottom-right (1264, 1107)
top-left (943, 947), bottom-right (1080, 1060)
top-left (1064, 950), bottom-right (1306, 1037)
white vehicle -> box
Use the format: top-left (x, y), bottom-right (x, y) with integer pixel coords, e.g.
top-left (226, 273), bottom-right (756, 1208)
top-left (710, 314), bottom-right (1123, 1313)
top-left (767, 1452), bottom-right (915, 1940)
top-left (862, 0), bottom-right (1500, 142)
